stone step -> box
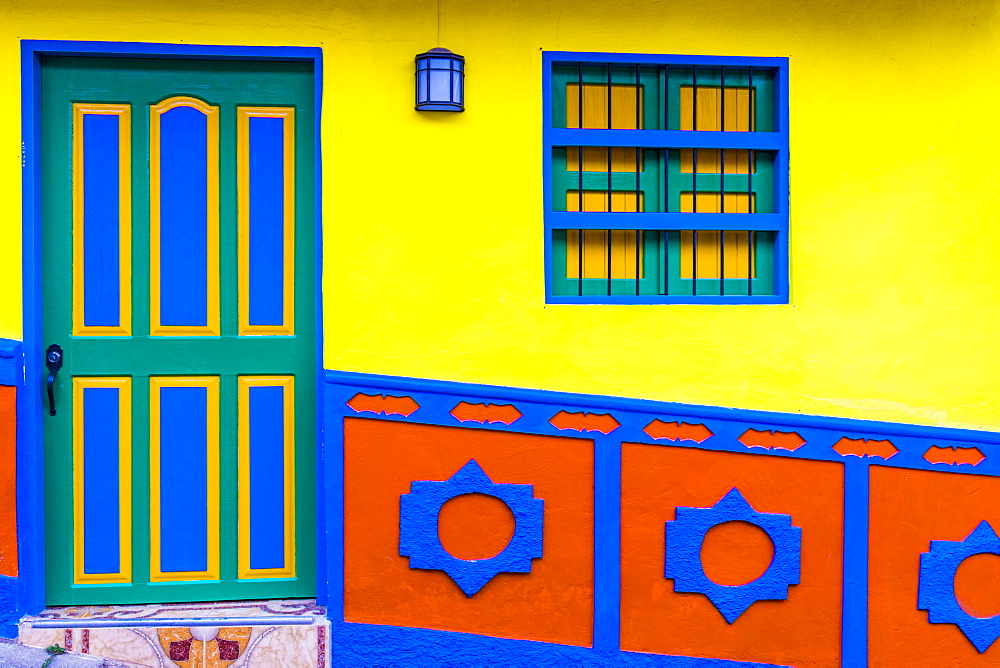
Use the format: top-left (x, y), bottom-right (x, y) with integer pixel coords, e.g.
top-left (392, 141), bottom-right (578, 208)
top-left (17, 600), bottom-right (329, 667)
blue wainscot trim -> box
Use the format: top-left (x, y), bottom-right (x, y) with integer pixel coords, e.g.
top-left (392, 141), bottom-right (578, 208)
top-left (328, 622), bottom-right (775, 667)
top-left (0, 575), bottom-right (17, 638)
top-left (0, 340), bottom-right (21, 638)
top-left (325, 370), bottom-right (1000, 665)
top-left (0, 339), bottom-right (21, 387)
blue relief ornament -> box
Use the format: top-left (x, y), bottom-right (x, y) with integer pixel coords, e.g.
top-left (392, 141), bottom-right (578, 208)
top-left (918, 521), bottom-right (1000, 653)
top-left (399, 459), bottom-right (544, 596)
top-left (665, 487), bottom-right (802, 623)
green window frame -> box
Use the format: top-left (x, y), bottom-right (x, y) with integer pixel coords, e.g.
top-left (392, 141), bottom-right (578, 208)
top-left (543, 52), bottom-right (789, 304)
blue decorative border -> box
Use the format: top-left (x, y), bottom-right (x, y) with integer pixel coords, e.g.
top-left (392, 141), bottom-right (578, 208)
top-left (0, 340), bottom-right (21, 388)
top-left (0, 338), bottom-right (19, 638)
top-left (0, 575), bottom-right (17, 638)
top-left (18, 40), bottom-right (324, 633)
top-left (325, 370), bottom-right (1000, 664)
top-left (328, 622), bottom-right (779, 666)
top-left (542, 51), bottom-right (790, 305)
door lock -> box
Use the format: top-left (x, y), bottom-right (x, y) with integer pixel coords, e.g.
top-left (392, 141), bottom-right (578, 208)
top-left (45, 344), bottom-right (63, 416)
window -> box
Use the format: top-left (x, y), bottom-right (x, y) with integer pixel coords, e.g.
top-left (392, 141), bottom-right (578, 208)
top-left (543, 53), bottom-right (788, 303)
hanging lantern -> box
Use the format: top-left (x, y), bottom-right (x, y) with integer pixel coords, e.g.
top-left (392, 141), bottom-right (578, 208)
top-left (415, 47), bottom-right (465, 111)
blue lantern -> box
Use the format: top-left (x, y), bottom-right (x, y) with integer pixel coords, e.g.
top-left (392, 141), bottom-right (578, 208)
top-left (415, 47), bottom-right (465, 111)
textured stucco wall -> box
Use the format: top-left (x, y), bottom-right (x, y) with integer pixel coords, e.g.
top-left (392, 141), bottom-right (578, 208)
top-left (1, 0), bottom-right (998, 429)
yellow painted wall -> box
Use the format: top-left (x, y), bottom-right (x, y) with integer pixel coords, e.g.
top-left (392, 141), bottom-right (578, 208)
top-left (1, 0), bottom-right (998, 429)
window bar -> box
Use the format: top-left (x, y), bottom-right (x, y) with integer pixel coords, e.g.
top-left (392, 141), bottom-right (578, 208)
top-left (607, 147), bottom-right (613, 296)
top-left (747, 67), bottom-right (754, 296)
top-left (663, 65), bottom-right (669, 131)
top-left (577, 63), bottom-right (584, 295)
top-left (691, 66), bottom-right (698, 296)
top-left (635, 64), bottom-right (641, 296)
top-left (664, 220), bottom-right (670, 296)
top-left (663, 66), bottom-right (669, 296)
top-left (607, 64), bottom-right (613, 296)
top-left (720, 65), bottom-right (726, 296)
top-left (607, 62), bottom-right (613, 130)
top-left (692, 65), bottom-right (698, 131)
top-left (720, 152), bottom-right (726, 296)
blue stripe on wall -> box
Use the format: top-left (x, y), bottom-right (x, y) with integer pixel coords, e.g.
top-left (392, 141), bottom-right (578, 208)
top-left (160, 106), bottom-right (208, 327)
top-left (248, 116), bottom-right (285, 327)
top-left (0, 340), bottom-right (19, 387)
top-left (82, 114), bottom-right (121, 328)
top-left (159, 386), bottom-right (209, 572)
top-left (249, 384), bottom-right (286, 569)
top-left (82, 387), bottom-right (121, 574)
top-left (0, 574), bottom-right (16, 638)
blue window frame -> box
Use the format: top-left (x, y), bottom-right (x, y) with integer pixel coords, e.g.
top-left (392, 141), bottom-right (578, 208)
top-left (543, 52), bottom-right (789, 304)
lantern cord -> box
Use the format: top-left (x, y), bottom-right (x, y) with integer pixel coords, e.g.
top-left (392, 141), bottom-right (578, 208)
top-left (437, 0), bottom-right (441, 45)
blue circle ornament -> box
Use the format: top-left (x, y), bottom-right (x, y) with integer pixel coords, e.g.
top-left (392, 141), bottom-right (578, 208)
top-left (664, 487), bottom-right (802, 623)
top-left (399, 459), bottom-right (544, 597)
top-left (918, 520), bottom-right (1000, 653)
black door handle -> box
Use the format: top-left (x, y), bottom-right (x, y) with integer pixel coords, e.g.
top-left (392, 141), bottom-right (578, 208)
top-left (45, 344), bottom-right (64, 416)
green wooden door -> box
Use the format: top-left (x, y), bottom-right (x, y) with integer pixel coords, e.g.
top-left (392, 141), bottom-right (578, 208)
top-left (41, 56), bottom-right (317, 605)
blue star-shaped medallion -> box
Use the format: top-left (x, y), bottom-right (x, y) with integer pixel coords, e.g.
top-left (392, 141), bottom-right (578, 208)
top-left (399, 460), bottom-right (544, 596)
top-left (665, 487), bottom-right (802, 623)
top-left (918, 521), bottom-right (1000, 653)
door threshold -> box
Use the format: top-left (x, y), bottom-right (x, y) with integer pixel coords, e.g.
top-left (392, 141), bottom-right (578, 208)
top-left (19, 600), bottom-right (330, 667)
top-left (23, 598), bottom-right (326, 629)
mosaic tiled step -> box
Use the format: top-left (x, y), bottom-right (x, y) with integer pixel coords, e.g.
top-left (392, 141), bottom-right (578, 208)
top-left (19, 599), bottom-right (329, 667)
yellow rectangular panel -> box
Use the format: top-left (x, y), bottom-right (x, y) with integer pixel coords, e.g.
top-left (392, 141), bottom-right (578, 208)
top-left (237, 107), bottom-right (296, 336)
top-left (679, 231), bottom-right (755, 279)
top-left (149, 96), bottom-right (221, 337)
top-left (679, 149), bottom-right (755, 175)
top-left (567, 83), bottom-right (644, 129)
top-left (149, 376), bottom-right (220, 582)
top-left (680, 192), bottom-right (754, 214)
top-left (679, 86), bottom-right (753, 132)
top-left (566, 147), bottom-right (644, 173)
top-left (565, 230), bottom-right (644, 280)
top-left (237, 376), bottom-right (296, 579)
top-left (678, 192), bottom-right (755, 279)
top-left (73, 377), bottom-right (132, 585)
top-left (72, 104), bottom-right (132, 337)
top-left (567, 190), bottom-right (644, 213)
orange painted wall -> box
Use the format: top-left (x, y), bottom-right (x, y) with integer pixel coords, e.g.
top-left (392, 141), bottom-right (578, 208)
top-left (620, 444), bottom-right (843, 666)
top-left (869, 467), bottom-right (1000, 664)
top-left (0, 386), bottom-right (16, 578)
top-left (343, 418), bottom-right (594, 647)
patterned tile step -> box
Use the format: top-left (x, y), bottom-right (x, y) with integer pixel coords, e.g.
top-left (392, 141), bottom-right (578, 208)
top-left (19, 600), bottom-right (329, 668)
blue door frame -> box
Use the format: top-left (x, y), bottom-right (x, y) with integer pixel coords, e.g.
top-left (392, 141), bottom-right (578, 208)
top-left (17, 39), bottom-right (325, 623)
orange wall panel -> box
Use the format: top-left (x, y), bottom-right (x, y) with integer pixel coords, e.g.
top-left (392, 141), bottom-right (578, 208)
top-left (343, 418), bottom-right (594, 647)
top-left (621, 444), bottom-right (843, 666)
top-left (0, 386), bottom-right (16, 578)
top-left (869, 467), bottom-right (1000, 664)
